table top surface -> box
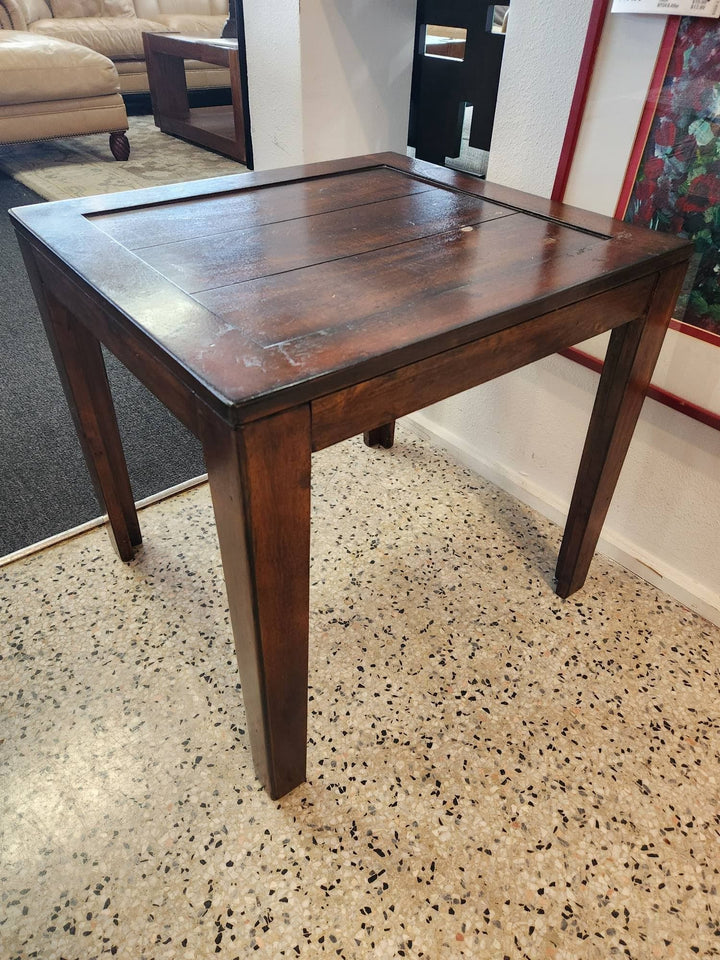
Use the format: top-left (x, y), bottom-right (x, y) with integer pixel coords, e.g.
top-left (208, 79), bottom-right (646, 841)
top-left (142, 33), bottom-right (238, 51)
top-left (12, 153), bottom-right (691, 421)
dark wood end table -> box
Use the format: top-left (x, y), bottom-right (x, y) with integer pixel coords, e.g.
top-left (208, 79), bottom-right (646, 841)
top-left (12, 154), bottom-right (691, 799)
top-left (142, 32), bottom-right (247, 164)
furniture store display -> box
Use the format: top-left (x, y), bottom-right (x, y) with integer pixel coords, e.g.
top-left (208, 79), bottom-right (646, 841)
top-left (0, 30), bottom-right (128, 155)
top-left (12, 153), bottom-right (691, 799)
top-left (143, 32), bottom-right (246, 162)
top-left (0, 0), bottom-right (230, 94)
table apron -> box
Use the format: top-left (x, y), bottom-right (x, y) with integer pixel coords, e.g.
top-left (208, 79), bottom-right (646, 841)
top-left (27, 243), bottom-right (210, 436)
top-left (311, 274), bottom-right (658, 452)
top-left (27, 240), bottom-right (658, 449)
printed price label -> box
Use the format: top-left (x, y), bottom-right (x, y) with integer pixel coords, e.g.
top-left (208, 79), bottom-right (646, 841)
top-left (612, 0), bottom-right (720, 15)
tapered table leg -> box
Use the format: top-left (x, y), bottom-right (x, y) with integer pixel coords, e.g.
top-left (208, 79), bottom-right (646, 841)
top-left (202, 405), bottom-right (312, 799)
top-left (363, 421), bottom-right (396, 448)
top-left (555, 263), bottom-right (688, 598)
top-left (18, 244), bottom-right (141, 560)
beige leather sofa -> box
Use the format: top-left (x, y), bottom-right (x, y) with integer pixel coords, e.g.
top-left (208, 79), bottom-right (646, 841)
top-left (0, 29), bottom-right (129, 154)
top-left (0, 0), bottom-right (230, 93)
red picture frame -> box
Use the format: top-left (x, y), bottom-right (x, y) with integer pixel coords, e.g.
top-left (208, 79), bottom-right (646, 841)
top-left (551, 0), bottom-right (720, 432)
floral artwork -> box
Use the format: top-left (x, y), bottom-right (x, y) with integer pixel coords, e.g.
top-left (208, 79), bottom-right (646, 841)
top-left (624, 16), bottom-right (720, 337)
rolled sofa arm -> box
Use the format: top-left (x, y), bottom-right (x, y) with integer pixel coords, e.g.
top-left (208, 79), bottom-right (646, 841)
top-left (0, 0), bottom-right (30, 30)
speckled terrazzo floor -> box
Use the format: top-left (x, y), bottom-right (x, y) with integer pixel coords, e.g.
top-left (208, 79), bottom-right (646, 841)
top-left (2, 427), bottom-right (719, 960)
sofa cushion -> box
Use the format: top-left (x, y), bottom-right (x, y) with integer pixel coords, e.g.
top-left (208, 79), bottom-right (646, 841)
top-left (29, 16), bottom-right (169, 59)
top-left (49, 0), bottom-right (134, 17)
top-left (151, 13), bottom-right (223, 37)
top-left (0, 31), bottom-right (120, 105)
top-left (134, 0), bottom-right (227, 17)
top-left (20, 0), bottom-right (53, 21)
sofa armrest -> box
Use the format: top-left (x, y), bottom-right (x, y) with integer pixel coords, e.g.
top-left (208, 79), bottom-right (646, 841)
top-left (0, 0), bottom-right (30, 30)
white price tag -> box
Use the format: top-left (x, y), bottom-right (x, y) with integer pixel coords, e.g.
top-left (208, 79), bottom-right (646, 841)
top-left (612, 0), bottom-right (720, 15)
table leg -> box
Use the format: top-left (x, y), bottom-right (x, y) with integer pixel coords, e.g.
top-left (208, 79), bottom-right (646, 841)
top-left (363, 422), bottom-right (396, 448)
top-left (202, 406), bottom-right (312, 799)
top-left (143, 43), bottom-right (190, 125)
top-left (21, 263), bottom-right (141, 561)
top-left (555, 263), bottom-right (687, 598)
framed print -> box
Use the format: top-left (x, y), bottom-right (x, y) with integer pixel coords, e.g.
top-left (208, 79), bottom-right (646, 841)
top-left (616, 15), bottom-right (720, 346)
top-left (611, 0), bottom-right (720, 16)
top-left (553, 1), bottom-right (720, 430)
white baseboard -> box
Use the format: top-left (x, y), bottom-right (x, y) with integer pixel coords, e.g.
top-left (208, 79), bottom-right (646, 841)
top-left (0, 474), bottom-right (208, 569)
top-left (405, 413), bottom-right (720, 628)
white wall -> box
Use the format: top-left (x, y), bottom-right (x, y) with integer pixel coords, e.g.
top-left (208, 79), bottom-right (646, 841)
top-left (243, 0), bottom-right (415, 170)
top-left (300, 0), bottom-right (416, 163)
top-left (486, 0), bottom-right (595, 194)
top-left (410, 0), bottom-right (720, 623)
top-left (242, 0), bottom-right (304, 169)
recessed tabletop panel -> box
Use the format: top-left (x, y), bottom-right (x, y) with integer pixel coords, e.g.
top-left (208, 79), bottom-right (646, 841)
top-left (129, 187), bottom-right (512, 292)
top-left (87, 167), bottom-right (616, 405)
top-left (188, 213), bottom-right (614, 398)
top-left (15, 158), bottom-right (690, 417)
top-left (89, 168), bottom-right (436, 249)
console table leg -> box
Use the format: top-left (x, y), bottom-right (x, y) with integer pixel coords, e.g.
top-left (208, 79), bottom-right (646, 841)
top-left (202, 406), bottom-right (312, 799)
top-left (555, 263), bottom-right (688, 598)
top-left (363, 421), bottom-right (396, 448)
top-left (18, 255), bottom-right (141, 560)
top-left (143, 40), bottom-right (190, 125)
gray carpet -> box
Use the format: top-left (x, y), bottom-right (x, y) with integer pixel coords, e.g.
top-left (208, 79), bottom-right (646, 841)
top-left (0, 171), bottom-right (205, 556)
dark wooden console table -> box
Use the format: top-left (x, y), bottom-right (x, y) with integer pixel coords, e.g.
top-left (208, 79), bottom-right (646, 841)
top-left (143, 33), bottom-right (247, 163)
top-left (12, 154), bottom-right (690, 799)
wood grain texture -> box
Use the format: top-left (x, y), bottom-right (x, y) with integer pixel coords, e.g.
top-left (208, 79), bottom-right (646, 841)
top-left (17, 235), bottom-right (141, 561)
top-left (311, 277), bottom-right (656, 452)
top-left (12, 154), bottom-right (692, 426)
top-left (12, 152), bottom-right (693, 797)
top-left (143, 32), bottom-right (190, 125)
top-left (202, 406), bottom-right (312, 799)
top-left (134, 188), bottom-right (510, 293)
top-left (24, 244), bottom-right (205, 436)
top-left (364, 423), bottom-right (396, 449)
top-left (555, 261), bottom-right (689, 598)
top-left (143, 33), bottom-right (246, 163)
top-left (90, 168), bottom-right (432, 249)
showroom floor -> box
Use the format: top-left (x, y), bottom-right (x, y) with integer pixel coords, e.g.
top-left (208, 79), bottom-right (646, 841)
top-left (2, 428), bottom-right (718, 959)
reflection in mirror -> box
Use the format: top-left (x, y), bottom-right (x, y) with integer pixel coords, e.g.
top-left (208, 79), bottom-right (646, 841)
top-left (409, 0), bottom-right (509, 173)
top-left (222, 1), bottom-right (236, 38)
top-left (424, 25), bottom-right (467, 61)
top-left (228, 0), bottom-right (253, 168)
top-left (487, 5), bottom-right (509, 34)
